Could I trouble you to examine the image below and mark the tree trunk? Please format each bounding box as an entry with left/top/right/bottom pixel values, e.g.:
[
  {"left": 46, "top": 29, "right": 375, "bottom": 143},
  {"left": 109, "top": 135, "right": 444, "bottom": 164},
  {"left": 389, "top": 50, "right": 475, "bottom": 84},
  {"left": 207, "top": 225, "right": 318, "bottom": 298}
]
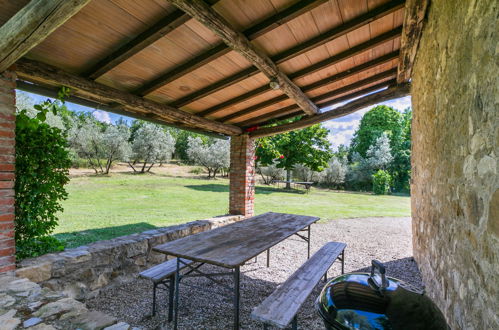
[
  {"left": 128, "top": 162, "right": 138, "bottom": 173},
  {"left": 286, "top": 169, "right": 292, "bottom": 189},
  {"left": 141, "top": 161, "right": 147, "bottom": 173},
  {"left": 146, "top": 162, "right": 155, "bottom": 172}
]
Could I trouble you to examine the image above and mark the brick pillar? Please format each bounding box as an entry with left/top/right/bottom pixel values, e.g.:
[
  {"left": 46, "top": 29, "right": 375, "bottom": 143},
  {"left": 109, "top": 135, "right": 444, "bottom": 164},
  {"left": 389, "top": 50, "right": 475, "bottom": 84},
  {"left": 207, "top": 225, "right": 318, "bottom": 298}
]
[
  {"left": 229, "top": 134, "right": 255, "bottom": 217},
  {"left": 0, "top": 70, "right": 16, "bottom": 273}
]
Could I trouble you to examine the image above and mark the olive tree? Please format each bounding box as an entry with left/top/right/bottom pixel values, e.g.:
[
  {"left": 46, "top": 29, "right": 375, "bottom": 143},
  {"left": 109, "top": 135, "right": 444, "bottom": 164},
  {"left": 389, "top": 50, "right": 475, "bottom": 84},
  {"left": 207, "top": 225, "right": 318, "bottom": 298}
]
[
  {"left": 129, "top": 122, "right": 175, "bottom": 173},
  {"left": 187, "top": 137, "right": 230, "bottom": 178},
  {"left": 320, "top": 157, "right": 348, "bottom": 189}
]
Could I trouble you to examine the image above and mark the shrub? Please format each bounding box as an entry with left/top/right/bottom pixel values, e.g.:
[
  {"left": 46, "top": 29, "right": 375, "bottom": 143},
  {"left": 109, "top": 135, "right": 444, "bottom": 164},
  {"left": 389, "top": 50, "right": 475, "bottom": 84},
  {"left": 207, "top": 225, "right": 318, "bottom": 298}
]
[
  {"left": 372, "top": 170, "right": 392, "bottom": 195},
  {"left": 15, "top": 101, "right": 71, "bottom": 259}
]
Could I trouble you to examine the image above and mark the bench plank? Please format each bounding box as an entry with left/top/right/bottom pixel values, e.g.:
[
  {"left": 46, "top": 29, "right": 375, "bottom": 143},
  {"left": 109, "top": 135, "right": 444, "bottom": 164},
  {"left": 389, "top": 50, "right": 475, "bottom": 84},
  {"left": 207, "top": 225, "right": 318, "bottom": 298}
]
[
  {"left": 251, "top": 242, "right": 346, "bottom": 328},
  {"left": 139, "top": 258, "right": 193, "bottom": 283}
]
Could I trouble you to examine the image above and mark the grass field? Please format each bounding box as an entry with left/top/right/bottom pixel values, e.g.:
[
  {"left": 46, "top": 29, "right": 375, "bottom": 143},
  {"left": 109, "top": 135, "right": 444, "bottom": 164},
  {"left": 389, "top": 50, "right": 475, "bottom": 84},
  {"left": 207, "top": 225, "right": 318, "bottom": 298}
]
[{"left": 54, "top": 173, "right": 411, "bottom": 248}]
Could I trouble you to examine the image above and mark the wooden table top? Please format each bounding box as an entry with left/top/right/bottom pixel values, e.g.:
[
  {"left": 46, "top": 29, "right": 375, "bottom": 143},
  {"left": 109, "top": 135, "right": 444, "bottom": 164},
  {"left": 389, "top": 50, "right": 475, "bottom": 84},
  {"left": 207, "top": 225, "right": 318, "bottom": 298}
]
[{"left": 153, "top": 212, "right": 319, "bottom": 268}]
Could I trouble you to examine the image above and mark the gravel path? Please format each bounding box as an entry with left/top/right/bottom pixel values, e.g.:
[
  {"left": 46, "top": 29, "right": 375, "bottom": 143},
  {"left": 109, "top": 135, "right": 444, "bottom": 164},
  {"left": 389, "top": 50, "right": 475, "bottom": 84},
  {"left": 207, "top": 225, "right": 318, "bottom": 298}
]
[{"left": 87, "top": 217, "right": 422, "bottom": 329}]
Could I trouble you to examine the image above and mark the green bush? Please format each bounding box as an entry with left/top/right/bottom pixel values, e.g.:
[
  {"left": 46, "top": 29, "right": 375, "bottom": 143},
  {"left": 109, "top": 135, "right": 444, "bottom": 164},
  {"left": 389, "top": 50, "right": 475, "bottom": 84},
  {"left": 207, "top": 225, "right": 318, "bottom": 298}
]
[
  {"left": 15, "top": 105, "right": 70, "bottom": 259},
  {"left": 189, "top": 167, "right": 205, "bottom": 175},
  {"left": 372, "top": 170, "right": 392, "bottom": 195}
]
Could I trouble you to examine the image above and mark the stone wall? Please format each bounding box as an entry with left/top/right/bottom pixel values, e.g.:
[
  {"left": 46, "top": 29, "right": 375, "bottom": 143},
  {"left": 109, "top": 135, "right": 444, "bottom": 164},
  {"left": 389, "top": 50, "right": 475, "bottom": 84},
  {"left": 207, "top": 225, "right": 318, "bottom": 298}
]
[
  {"left": 15, "top": 215, "right": 243, "bottom": 300},
  {"left": 411, "top": 1, "right": 498, "bottom": 329},
  {"left": 0, "top": 70, "right": 16, "bottom": 273}
]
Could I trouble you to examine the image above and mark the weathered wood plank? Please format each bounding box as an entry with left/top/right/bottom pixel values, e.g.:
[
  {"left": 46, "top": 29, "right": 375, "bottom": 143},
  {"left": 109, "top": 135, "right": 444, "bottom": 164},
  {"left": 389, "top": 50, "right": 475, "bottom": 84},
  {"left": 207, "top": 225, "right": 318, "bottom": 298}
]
[
  {"left": 15, "top": 59, "right": 242, "bottom": 136},
  {"left": 153, "top": 212, "right": 319, "bottom": 268},
  {"left": 397, "top": 0, "right": 429, "bottom": 83},
  {"left": 0, "top": 0, "right": 91, "bottom": 73},
  {"left": 169, "top": 1, "right": 405, "bottom": 108},
  {"left": 251, "top": 242, "right": 346, "bottom": 328},
  {"left": 136, "top": 0, "right": 328, "bottom": 96},
  {"left": 139, "top": 258, "right": 193, "bottom": 283},
  {"left": 249, "top": 83, "right": 411, "bottom": 138},
  {"left": 168, "top": 0, "right": 319, "bottom": 116}
]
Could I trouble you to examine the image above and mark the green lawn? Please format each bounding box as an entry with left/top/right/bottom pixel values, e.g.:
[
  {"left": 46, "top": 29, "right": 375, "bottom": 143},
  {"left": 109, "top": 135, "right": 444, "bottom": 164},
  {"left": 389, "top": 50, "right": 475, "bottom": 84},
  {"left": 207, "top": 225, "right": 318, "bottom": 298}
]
[{"left": 55, "top": 173, "right": 410, "bottom": 248}]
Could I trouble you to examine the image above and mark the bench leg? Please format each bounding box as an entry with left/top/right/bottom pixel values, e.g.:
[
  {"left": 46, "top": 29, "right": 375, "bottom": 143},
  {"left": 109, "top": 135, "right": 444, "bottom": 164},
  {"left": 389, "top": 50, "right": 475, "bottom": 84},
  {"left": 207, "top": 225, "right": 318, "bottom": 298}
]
[
  {"left": 341, "top": 250, "right": 345, "bottom": 274},
  {"left": 291, "top": 316, "right": 297, "bottom": 330},
  {"left": 168, "top": 276, "right": 175, "bottom": 322},
  {"left": 307, "top": 225, "right": 311, "bottom": 259},
  {"left": 152, "top": 282, "right": 157, "bottom": 316},
  {"left": 233, "top": 266, "right": 240, "bottom": 330},
  {"left": 266, "top": 249, "right": 270, "bottom": 267},
  {"left": 173, "top": 259, "right": 180, "bottom": 330}
]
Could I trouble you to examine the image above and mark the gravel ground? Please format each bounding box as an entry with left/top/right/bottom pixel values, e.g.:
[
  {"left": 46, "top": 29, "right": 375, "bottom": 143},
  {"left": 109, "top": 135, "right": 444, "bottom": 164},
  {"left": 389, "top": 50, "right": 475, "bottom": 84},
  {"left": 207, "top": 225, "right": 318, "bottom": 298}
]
[{"left": 87, "top": 217, "right": 422, "bottom": 329}]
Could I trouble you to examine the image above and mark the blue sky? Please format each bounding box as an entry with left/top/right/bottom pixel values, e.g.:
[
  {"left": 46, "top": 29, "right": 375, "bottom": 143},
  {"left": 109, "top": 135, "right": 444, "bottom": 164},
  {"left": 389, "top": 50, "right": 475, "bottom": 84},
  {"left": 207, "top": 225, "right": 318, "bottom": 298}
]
[{"left": 21, "top": 91, "right": 411, "bottom": 151}]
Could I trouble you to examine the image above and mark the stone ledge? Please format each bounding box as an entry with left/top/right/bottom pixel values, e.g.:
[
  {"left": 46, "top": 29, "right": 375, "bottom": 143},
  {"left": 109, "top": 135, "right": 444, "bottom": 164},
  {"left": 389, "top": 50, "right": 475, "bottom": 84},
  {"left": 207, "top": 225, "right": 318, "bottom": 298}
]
[{"left": 15, "top": 215, "right": 243, "bottom": 300}]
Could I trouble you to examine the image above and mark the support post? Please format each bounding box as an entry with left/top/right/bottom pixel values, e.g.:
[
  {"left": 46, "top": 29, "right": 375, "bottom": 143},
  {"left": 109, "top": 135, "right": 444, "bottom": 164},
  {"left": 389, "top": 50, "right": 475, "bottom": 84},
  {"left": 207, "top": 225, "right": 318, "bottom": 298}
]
[
  {"left": 229, "top": 135, "right": 255, "bottom": 217},
  {"left": 0, "top": 70, "right": 16, "bottom": 273}
]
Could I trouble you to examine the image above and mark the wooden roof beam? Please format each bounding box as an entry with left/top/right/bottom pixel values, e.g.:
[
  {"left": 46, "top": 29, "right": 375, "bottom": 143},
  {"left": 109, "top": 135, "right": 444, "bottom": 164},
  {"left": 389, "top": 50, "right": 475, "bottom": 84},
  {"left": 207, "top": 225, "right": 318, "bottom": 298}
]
[
  {"left": 199, "top": 28, "right": 401, "bottom": 117},
  {"left": 15, "top": 59, "right": 242, "bottom": 136},
  {"left": 168, "top": 0, "right": 405, "bottom": 108},
  {"left": 239, "top": 80, "right": 397, "bottom": 128},
  {"left": 249, "top": 83, "right": 411, "bottom": 138},
  {"left": 168, "top": 0, "right": 318, "bottom": 116},
  {"left": 397, "top": 0, "right": 429, "bottom": 83},
  {"left": 83, "top": 0, "right": 220, "bottom": 79},
  {"left": 0, "top": 0, "right": 91, "bottom": 73},
  {"left": 219, "top": 52, "right": 399, "bottom": 123},
  {"left": 135, "top": 0, "right": 328, "bottom": 96}
]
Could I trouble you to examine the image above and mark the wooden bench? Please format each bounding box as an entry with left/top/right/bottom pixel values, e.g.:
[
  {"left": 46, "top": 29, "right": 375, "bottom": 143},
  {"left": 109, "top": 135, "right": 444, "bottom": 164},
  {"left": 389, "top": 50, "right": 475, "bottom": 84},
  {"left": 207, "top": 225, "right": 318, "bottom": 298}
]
[
  {"left": 251, "top": 242, "right": 346, "bottom": 329},
  {"left": 139, "top": 258, "right": 193, "bottom": 319}
]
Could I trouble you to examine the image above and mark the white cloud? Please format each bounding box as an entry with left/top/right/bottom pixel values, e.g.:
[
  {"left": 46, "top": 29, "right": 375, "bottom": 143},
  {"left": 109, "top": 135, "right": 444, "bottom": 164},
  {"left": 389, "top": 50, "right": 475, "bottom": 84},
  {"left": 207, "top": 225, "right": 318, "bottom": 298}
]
[
  {"left": 324, "top": 96, "right": 412, "bottom": 151},
  {"left": 93, "top": 110, "right": 112, "bottom": 124}
]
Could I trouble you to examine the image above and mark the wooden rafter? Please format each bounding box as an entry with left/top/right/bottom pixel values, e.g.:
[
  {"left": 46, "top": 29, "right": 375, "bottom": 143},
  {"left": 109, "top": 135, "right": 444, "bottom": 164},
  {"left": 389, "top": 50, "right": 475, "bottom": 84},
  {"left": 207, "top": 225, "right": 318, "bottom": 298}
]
[
  {"left": 82, "top": 0, "right": 221, "bottom": 79},
  {"left": 239, "top": 80, "right": 397, "bottom": 128},
  {"left": 135, "top": 0, "right": 328, "bottom": 96},
  {"left": 0, "top": 0, "right": 91, "bottom": 73},
  {"left": 167, "top": 0, "right": 405, "bottom": 107},
  {"left": 168, "top": 0, "right": 318, "bottom": 116},
  {"left": 198, "top": 28, "right": 402, "bottom": 117},
  {"left": 249, "top": 83, "right": 411, "bottom": 138},
  {"left": 397, "top": 0, "right": 429, "bottom": 83},
  {"left": 15, "top": 59, "right": 242, "bottom": 136},
  {"left": 219, "top": 52, "right": 399, "bottom": 123}
]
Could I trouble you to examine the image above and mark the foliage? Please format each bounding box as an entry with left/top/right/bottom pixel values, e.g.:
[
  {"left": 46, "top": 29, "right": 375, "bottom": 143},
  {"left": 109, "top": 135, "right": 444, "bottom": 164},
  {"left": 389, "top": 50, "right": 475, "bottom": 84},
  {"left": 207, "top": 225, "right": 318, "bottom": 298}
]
[
  {"left": 366, "top": 132, "right": 393, "bottom": 170},
  {"left": 257, "top": 162, "right": 285, "bottom": 185},
  {"left": 101, "top": 124, "right": 131, "bottom": 173},
  {"left": 320, "top": 157, "right": 348, "bottom": 189},
  {"left": 256, "top": 124, "right": 332, "bottom": 187},
  {"left": 129, "top": 122, "right": 176, "bottom": 173},
  {"left": 186, "top": 137, "right": 229, "bottom": 178},
  {"left": 350, "top": 105, "right": 403, "bottom": 157},
  {"left": 15, "top": 93, "right": 71, "bottom": 259},
  {"left": 372, "top": 170, "right": 393, "bottom": 195},
  {"left": 167, "top": 128, "right": 210, "bottom": 162},
  {"left": 293, "top": 164, "right": 320, "bottom": 182},
  {"left": 345, "top": 152, "right": 373, "bottom": 191}
]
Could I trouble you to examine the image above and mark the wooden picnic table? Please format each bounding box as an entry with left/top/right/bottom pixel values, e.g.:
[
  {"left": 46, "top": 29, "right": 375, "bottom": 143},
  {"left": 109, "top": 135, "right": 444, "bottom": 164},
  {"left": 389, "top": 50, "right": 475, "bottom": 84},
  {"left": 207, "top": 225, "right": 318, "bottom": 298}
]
[
  {"left": 272, "top": 180, "right": 314, "bottom": 192},
  {"left": 153, "top": 212, "right": 319, "bottom": 330}
]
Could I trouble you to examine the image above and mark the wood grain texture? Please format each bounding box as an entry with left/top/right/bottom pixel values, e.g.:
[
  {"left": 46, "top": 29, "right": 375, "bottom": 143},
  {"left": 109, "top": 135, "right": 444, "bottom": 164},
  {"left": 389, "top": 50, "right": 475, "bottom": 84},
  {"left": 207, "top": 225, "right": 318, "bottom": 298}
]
[
  {"left": 397, "top": 0, "right": 429, "bottom": 83},
  {"left": 139, "top": 258, "right": 193, "bottom": 283},
  {"left": 136, "top": 0, "right": 328, "bottom": 96},
  {"left": 15, "top": 58, "right": 242, "bottom": 136},
  {"left": 153, "top": 212, "right": 319, "bottom": 268},
  {"left": 0, "top": 0, "right": 91, "bottom": 72},
  {"left": 250, "top": 83, "right": 411, "bottom": 138},
  {"left": 251, "top": 242, "right": 346, "bottom": 328},
  {"left": 168, "top": 0, "right": 319, "bottom": 116}
]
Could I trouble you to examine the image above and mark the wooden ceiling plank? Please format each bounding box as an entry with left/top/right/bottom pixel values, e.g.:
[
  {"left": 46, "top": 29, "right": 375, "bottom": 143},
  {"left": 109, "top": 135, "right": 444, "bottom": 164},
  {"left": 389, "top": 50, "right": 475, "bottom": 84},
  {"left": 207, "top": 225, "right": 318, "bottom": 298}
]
[
  {"left": 249, "top": 83, "right": 411, "bottom": 138},
  {"left": 0, "top": 0, "right": 91, "bottom": 73},
  {"left": 15, "top": 58, "right": 242, "bottom": 136},
  {"left": 397, "top": 0, "right": 429, "bottom": 83},
  {"left": 171, "top": 0, "right": 404, "bottom": 108},
  {"left": 137, "top": 0, "right": 327, "bottom": 97},
  {"left": 238, "top": 79, "right": 397, "bottom": 128},
  {"left": 169, "top": 0, "right": 318, "bottom": 116},
  {"left": 83, "top": 0, "right": 221, "bottom": 79},
  {"left": 198, "top": 28, "right": 401, "bottom": 117},
  {"left": 219, "top": 54, "right": 398, "bottom": 122}
]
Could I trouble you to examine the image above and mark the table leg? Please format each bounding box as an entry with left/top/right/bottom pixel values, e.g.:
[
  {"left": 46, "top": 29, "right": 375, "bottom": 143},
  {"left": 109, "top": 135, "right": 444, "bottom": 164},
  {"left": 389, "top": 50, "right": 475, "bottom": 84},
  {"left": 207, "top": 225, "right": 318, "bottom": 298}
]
[
  {"left": 341, "top": 250, "right": 345, "bottom": 274},
  {"left": 266, "top": 249, "right": 270, "bottom": 267},
  {"left": 233, "top": 266, "right": 240, "bottom": 330},
  {"left": 173, "top": 258, "right": 180, "bottom": 330},
  {"left": 168, "top": 276, "right": 174, "bottom": 322},
  {"left": 307, "top": 225, "right": 311, "bottom": 259},
  {"left": 291, "top": 315, "right": 298, "bottom": 330}
]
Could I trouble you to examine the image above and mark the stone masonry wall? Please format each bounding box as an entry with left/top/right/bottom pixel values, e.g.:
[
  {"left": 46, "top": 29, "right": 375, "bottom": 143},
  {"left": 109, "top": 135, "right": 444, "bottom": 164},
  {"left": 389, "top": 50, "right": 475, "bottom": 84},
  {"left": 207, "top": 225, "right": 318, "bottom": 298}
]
[
  {"left": 411, "top": 1, "right": 498, "bottom": 329},
  {"left": 15, "top": 215, "right": 243, "bottom": 301},
  {"left": 0, "top": 70, "right": 16, "bottom": 273}
]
